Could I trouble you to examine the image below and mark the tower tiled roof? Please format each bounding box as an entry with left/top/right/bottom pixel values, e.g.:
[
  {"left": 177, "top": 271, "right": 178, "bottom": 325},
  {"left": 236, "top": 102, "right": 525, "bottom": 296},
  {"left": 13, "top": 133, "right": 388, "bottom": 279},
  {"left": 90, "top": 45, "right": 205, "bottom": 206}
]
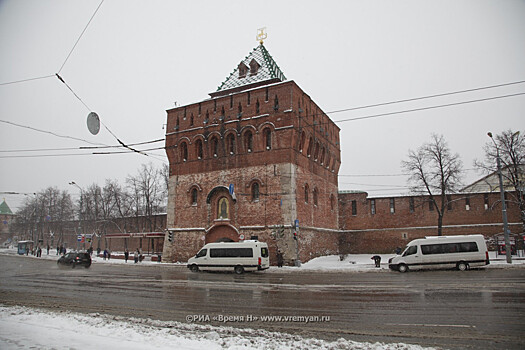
[
  {"left": 0, "top": 199, "right": 13, "bottom": 215},
  {"left": 213, "top": 44, "right": 286, "bottom": 97}
]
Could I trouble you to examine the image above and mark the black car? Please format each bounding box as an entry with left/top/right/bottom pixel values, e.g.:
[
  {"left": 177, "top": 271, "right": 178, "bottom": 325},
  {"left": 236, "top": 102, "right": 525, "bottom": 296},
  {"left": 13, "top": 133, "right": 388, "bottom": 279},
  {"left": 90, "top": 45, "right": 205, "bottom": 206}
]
[{"left": 57, "top": 252, "right": 92, "bottom": 268}]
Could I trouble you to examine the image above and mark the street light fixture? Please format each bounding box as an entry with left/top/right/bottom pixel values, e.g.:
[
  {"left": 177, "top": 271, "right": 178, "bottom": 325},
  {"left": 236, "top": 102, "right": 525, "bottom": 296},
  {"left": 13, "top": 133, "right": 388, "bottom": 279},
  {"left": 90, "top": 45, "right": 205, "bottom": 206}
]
[
  {"left": 69, "top": 181, "right": 84, "bottom": 250},
  {"left": 487, "top": 132, "right": 512, "bottom": 264}
]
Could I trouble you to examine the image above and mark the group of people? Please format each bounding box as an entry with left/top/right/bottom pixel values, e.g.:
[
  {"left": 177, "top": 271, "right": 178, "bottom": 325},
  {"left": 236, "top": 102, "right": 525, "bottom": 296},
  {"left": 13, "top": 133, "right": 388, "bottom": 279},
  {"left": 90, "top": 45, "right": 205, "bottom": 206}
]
[{"left": 123, "top": 249, "right": 144, "bottom": 263}]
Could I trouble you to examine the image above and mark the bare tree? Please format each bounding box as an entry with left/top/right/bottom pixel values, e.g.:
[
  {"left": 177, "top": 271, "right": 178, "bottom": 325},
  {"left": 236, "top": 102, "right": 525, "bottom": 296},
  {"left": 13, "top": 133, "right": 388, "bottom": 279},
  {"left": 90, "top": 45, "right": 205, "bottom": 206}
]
[
  {"left": 127, "top": 163, "right": 167, "bottom": 233},
  {"left": 475, "top": 129, "right": 525, "bottom": 240},
  {"left": 14, "top": 187, "right": 74, "bottom": 246},
  {"left": 402, "top": 134, "right": 463, "bottom": 236}
]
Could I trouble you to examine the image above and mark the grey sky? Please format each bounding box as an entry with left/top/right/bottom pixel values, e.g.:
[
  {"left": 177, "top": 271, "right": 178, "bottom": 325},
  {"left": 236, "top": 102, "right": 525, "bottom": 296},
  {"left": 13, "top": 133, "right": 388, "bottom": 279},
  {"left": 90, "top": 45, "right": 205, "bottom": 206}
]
[{"left": 1, "top": 0, "right": 524, "bottom": 212}]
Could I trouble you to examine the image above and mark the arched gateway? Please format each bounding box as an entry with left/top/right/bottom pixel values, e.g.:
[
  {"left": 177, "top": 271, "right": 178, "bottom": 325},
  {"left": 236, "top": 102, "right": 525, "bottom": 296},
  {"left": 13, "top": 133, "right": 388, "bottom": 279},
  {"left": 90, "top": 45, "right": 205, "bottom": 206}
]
[{"left": 206, "top": 224, "right": 239, "bottom": 244}]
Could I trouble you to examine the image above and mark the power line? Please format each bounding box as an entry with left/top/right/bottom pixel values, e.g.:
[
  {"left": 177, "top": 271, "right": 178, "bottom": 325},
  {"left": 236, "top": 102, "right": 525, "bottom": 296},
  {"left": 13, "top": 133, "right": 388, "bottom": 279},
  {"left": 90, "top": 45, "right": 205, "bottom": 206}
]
[
  {"left": 0, "top": 119, "right": 104, "bottom": 146},
  {"left": 58, "top": 0, "right": 105, "bottom": 73},
  {"left": 325, "top": 80, "right": 525, "bottom": 115},
  {"left": 0, "top": 75, "right": 55, "bottom": 86},
  {"left": 333, "top": 92, "right": 525, "bottom": 124}
]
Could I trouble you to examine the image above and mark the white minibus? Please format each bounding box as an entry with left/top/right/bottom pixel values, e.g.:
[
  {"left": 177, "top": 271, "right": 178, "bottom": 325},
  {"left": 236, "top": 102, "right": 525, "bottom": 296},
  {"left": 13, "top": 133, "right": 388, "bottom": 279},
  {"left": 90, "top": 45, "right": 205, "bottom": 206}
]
[
  {"left": 187, "top": 240, "right": 270, "bottom": 274},
  {"left": 389, "top": 234, "right": 490, "bottom": 273}
]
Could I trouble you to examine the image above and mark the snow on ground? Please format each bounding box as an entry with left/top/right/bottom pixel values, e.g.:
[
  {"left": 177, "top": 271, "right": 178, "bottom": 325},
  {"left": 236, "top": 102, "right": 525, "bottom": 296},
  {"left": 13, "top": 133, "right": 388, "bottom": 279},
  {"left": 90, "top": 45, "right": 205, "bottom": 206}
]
[
  {"left": 2, "top": 247, "right": 524, "bottom": 271},
  {"left": 292, "top": 252, "right": 525, "bottom": 272},
  {"left": 1, "top": 248, "right": 523, "bottom": 349},
  {"left": 0, "top": 305, "right": 435, "bottom": 350}
]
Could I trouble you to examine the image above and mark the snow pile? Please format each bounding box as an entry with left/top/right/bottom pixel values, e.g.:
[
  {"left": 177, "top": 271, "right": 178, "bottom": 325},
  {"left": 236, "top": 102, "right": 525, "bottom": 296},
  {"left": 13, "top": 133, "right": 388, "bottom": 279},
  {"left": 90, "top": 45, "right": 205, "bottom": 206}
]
[
  {"left": 0, "top": 305, "right": 435, "bottom": 350},
  {"left": 295, "top": 253, "right": 525, "bottom": 272}
]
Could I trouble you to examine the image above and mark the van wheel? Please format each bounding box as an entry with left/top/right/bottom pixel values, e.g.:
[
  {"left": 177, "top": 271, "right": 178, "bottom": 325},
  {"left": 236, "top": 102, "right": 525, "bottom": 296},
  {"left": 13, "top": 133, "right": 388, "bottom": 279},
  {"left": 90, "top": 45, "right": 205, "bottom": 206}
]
[
  {"left": 457, "top": 262, "right": 469, "bottom": 271},
  {"left": 189, "top": 264, "right": 199, "bottom": 273},
  {"left": 398, "top": 264, "right": 408, "bottom": 273},
  {"left": 234, "top": 266, "right": 244, "bottom": 275}
]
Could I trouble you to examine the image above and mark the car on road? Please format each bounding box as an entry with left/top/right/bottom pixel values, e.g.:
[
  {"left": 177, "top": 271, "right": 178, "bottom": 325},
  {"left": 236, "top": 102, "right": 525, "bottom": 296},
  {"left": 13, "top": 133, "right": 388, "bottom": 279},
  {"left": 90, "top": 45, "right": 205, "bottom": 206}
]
[{"left": 57, "top": 252, "right": 92, "bottom": 268}]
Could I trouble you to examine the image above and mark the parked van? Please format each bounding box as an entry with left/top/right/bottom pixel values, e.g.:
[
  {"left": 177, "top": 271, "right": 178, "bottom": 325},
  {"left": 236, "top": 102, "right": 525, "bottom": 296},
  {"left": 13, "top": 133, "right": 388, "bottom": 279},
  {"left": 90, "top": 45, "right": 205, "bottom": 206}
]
[
  {"left": 389, "top": 235, "right": 489, "bottom": 273},
  {"left": 187, "top": 240, "right": 270, "bottom": 274}
]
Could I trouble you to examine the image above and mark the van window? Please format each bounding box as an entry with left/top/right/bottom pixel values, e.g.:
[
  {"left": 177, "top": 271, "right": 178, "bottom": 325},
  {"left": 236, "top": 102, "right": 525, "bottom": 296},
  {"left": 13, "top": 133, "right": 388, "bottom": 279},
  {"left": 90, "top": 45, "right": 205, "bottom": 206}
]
[
  {"left": 210, "top": 248, "right": 253, "bottom": 258},
  {"left": 196, "top": 249, "right": 207, "bottom": 258},
  {"left": 261, "top": 247, "right": 269, "bottom": 258},
  {"left": 421, "top": 242, "right": 479, "bottom": 255},
  {"left": 403, "top": 245, "right": 417, "bottom": 256}
]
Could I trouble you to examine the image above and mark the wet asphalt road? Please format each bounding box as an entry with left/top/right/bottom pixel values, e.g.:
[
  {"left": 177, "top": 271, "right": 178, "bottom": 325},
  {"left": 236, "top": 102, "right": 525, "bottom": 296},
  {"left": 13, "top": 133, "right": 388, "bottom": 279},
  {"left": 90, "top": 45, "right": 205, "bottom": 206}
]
[{"left": 1, "top": 254, "right": 524, "bottom": 350}]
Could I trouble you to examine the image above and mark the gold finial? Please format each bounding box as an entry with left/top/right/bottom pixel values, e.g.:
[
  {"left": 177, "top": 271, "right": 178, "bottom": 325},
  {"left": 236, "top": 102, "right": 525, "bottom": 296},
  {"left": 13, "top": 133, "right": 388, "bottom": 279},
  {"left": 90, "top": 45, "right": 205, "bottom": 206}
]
[{"left": 256, "top": 27, "right": 267, "bottom": 45}]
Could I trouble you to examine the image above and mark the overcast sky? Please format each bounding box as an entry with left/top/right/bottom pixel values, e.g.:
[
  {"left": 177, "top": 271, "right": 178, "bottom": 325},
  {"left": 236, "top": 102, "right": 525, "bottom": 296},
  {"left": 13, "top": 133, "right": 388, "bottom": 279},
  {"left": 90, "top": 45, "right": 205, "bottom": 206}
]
[{"left": 1, "top": 0, "right": 524, "bottom": 212}]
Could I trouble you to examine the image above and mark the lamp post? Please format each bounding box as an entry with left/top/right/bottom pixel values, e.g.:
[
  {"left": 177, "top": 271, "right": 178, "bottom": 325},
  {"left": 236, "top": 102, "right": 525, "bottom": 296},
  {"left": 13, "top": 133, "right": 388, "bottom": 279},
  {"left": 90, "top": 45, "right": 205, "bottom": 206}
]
[
  {"left": 69, "top": 181, "right": 84, "bottom": 250},
  {"left": 488, "top": 132, "right": 512, "bottom": 264}
]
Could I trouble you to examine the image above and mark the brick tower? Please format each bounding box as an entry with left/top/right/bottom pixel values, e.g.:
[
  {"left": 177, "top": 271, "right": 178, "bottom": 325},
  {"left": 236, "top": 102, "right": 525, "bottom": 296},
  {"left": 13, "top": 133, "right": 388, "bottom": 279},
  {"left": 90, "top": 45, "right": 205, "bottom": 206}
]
[{"left": 162, "top": 40, "right": 341, "bottom": 264}]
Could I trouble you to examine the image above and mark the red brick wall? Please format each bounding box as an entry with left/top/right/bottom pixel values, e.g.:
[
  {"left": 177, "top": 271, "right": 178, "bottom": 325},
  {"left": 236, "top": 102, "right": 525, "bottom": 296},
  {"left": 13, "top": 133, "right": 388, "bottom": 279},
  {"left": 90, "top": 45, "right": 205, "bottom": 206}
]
[{"left": 338, "top": 191, "right": 523, "bottom": 253}]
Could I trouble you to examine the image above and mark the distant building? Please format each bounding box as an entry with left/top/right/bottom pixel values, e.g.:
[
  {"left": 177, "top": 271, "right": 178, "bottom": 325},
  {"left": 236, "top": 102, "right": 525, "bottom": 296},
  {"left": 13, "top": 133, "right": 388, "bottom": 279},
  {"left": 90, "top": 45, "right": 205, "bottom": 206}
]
[
  {"left": 461, "top": 165, "right": 525, "bottom": 193},
  {"left": 162, "top": 41, "right": 341, "bottom": 264},
  {"left": 0, "top": 199, "right": 16, "bottom": 246}
]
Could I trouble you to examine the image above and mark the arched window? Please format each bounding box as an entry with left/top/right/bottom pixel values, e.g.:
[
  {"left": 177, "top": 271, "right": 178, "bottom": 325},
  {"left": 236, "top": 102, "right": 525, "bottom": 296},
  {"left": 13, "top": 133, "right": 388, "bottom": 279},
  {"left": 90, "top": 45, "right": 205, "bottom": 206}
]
[
  {"left": 320, "top": 147, "right": 325, "bottom": 165},
  {"left": 245, "top": 131, "right": 253, "bottom": 153},
  {"left": 264, "top": 128, "right": 272, "bottom": 150},
  {"left": 299, "top": 131, "right": 306, "bottom": 153},
  {"left": 251, "top": 182, "right": 260, "bottom": 202},
  {"left": 256, "top": 99, "right": 260, "bottom": 114},
  {"left": 304, "top": 184, "right": 309, "bottom": 203},
  {"left": 181, "top": 142, "right": 188, "bottom": 162},
  {"left": 227, "top": 134, "right": 235, "bottom": 155},
  {"left": 211, "top": 137, "right": 219, "bottom": 157},
  {"left": 306, "top": 137, "right": 313, "bottom": 158},
  {"left": 330, "top": 194, "right": 335, "bottom": 211},
  {"left": 190, "top": 115, "right": 194, "bottom": 126},
  {"left": 313, "top": 188, "right": 319, "bottom": 207},
  {"left": 274, "top": 95, "right": 279, "bottom": 111},
  {"left": 218, "top": 197, "right": 229, "bottom": 219},
  {"left": 191, "top": 188, "right": 198, "bottom": 206},
  {"left": 195, "top": 139, "right": 203, "bottom": 159},
  {"left": 313, "top": 142, "right": 319, "bottom": 161}
]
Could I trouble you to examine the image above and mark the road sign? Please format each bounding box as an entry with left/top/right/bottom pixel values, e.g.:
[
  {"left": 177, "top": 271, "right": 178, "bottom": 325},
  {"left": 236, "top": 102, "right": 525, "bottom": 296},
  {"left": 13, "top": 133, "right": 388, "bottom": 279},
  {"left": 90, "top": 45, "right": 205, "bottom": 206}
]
[
  {"left": 77, "top": 235, "right": 82, "bottom": 242},
  {"left": 229, "top": 184, "right": 234, "bottom": 195}
]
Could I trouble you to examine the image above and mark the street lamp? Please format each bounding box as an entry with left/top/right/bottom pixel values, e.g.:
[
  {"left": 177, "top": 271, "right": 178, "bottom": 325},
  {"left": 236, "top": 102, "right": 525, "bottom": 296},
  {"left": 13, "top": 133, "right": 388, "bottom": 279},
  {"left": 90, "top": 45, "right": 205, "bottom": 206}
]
[
  {"left": 69, "top": 181, "right": 84, "bottom": 250},
  {"left": 487, "top": 132, "right": 512, "bottom": 264}
]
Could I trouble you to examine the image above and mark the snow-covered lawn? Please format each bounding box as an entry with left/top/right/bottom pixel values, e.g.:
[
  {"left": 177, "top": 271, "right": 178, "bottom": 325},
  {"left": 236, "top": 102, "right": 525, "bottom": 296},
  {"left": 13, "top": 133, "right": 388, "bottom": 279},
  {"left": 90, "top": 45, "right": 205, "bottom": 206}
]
[{"left": 0, "top": 305, "right": 435, "bottom": 350}]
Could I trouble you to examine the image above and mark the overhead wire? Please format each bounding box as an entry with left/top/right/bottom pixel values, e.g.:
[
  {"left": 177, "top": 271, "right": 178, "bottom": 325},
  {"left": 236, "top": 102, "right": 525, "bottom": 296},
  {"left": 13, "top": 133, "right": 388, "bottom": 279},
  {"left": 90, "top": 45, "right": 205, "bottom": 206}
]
[{"left": 57, "top": 0, "right": 105, "bottom": 74}]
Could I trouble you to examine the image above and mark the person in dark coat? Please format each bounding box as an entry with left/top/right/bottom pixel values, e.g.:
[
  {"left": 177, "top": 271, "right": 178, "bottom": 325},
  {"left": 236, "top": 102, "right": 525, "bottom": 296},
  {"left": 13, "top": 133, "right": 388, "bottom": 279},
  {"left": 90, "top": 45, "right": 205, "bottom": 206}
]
[
  {"left": 124, "top": 249, "right": 129, "bottom": 263},
  {"left": 276, "top": 250, "right": 284, "bottom": 268},
  {"left": 103, "top": 249, "right": 107, "bottom": 260},
  {"left": 371, "top": 255, "right": 381, "bottom": 268}
]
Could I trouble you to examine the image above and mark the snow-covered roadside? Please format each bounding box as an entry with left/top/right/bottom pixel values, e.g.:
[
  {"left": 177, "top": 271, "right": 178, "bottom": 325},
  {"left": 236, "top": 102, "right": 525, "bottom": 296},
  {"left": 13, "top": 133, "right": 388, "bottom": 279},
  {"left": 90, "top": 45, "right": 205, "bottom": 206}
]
[
  {"left": 1, "top": 247, "right": 524, "bottom": 272},
  {"left": 0, "top": 305, "right": 435, "bottom": 350}
]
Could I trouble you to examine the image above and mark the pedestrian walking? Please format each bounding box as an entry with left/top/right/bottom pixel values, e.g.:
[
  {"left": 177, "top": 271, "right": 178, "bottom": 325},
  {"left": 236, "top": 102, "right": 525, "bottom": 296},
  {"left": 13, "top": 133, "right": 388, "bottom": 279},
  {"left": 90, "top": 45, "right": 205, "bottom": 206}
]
[
  {"left": 46, "top": 245, "right": 50, "bottom": 255},
  {"left": 103, "top": 249, "right": 107, "bottom": 260},
  {"left": 276, "top": 250, "right": 284, "bottom": 268},
  {"left": 124, "top": 249, "right": 129, "bottom": 263},
  {"left": 134, "top": 249, "right": 139, "bottom": 263}
]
